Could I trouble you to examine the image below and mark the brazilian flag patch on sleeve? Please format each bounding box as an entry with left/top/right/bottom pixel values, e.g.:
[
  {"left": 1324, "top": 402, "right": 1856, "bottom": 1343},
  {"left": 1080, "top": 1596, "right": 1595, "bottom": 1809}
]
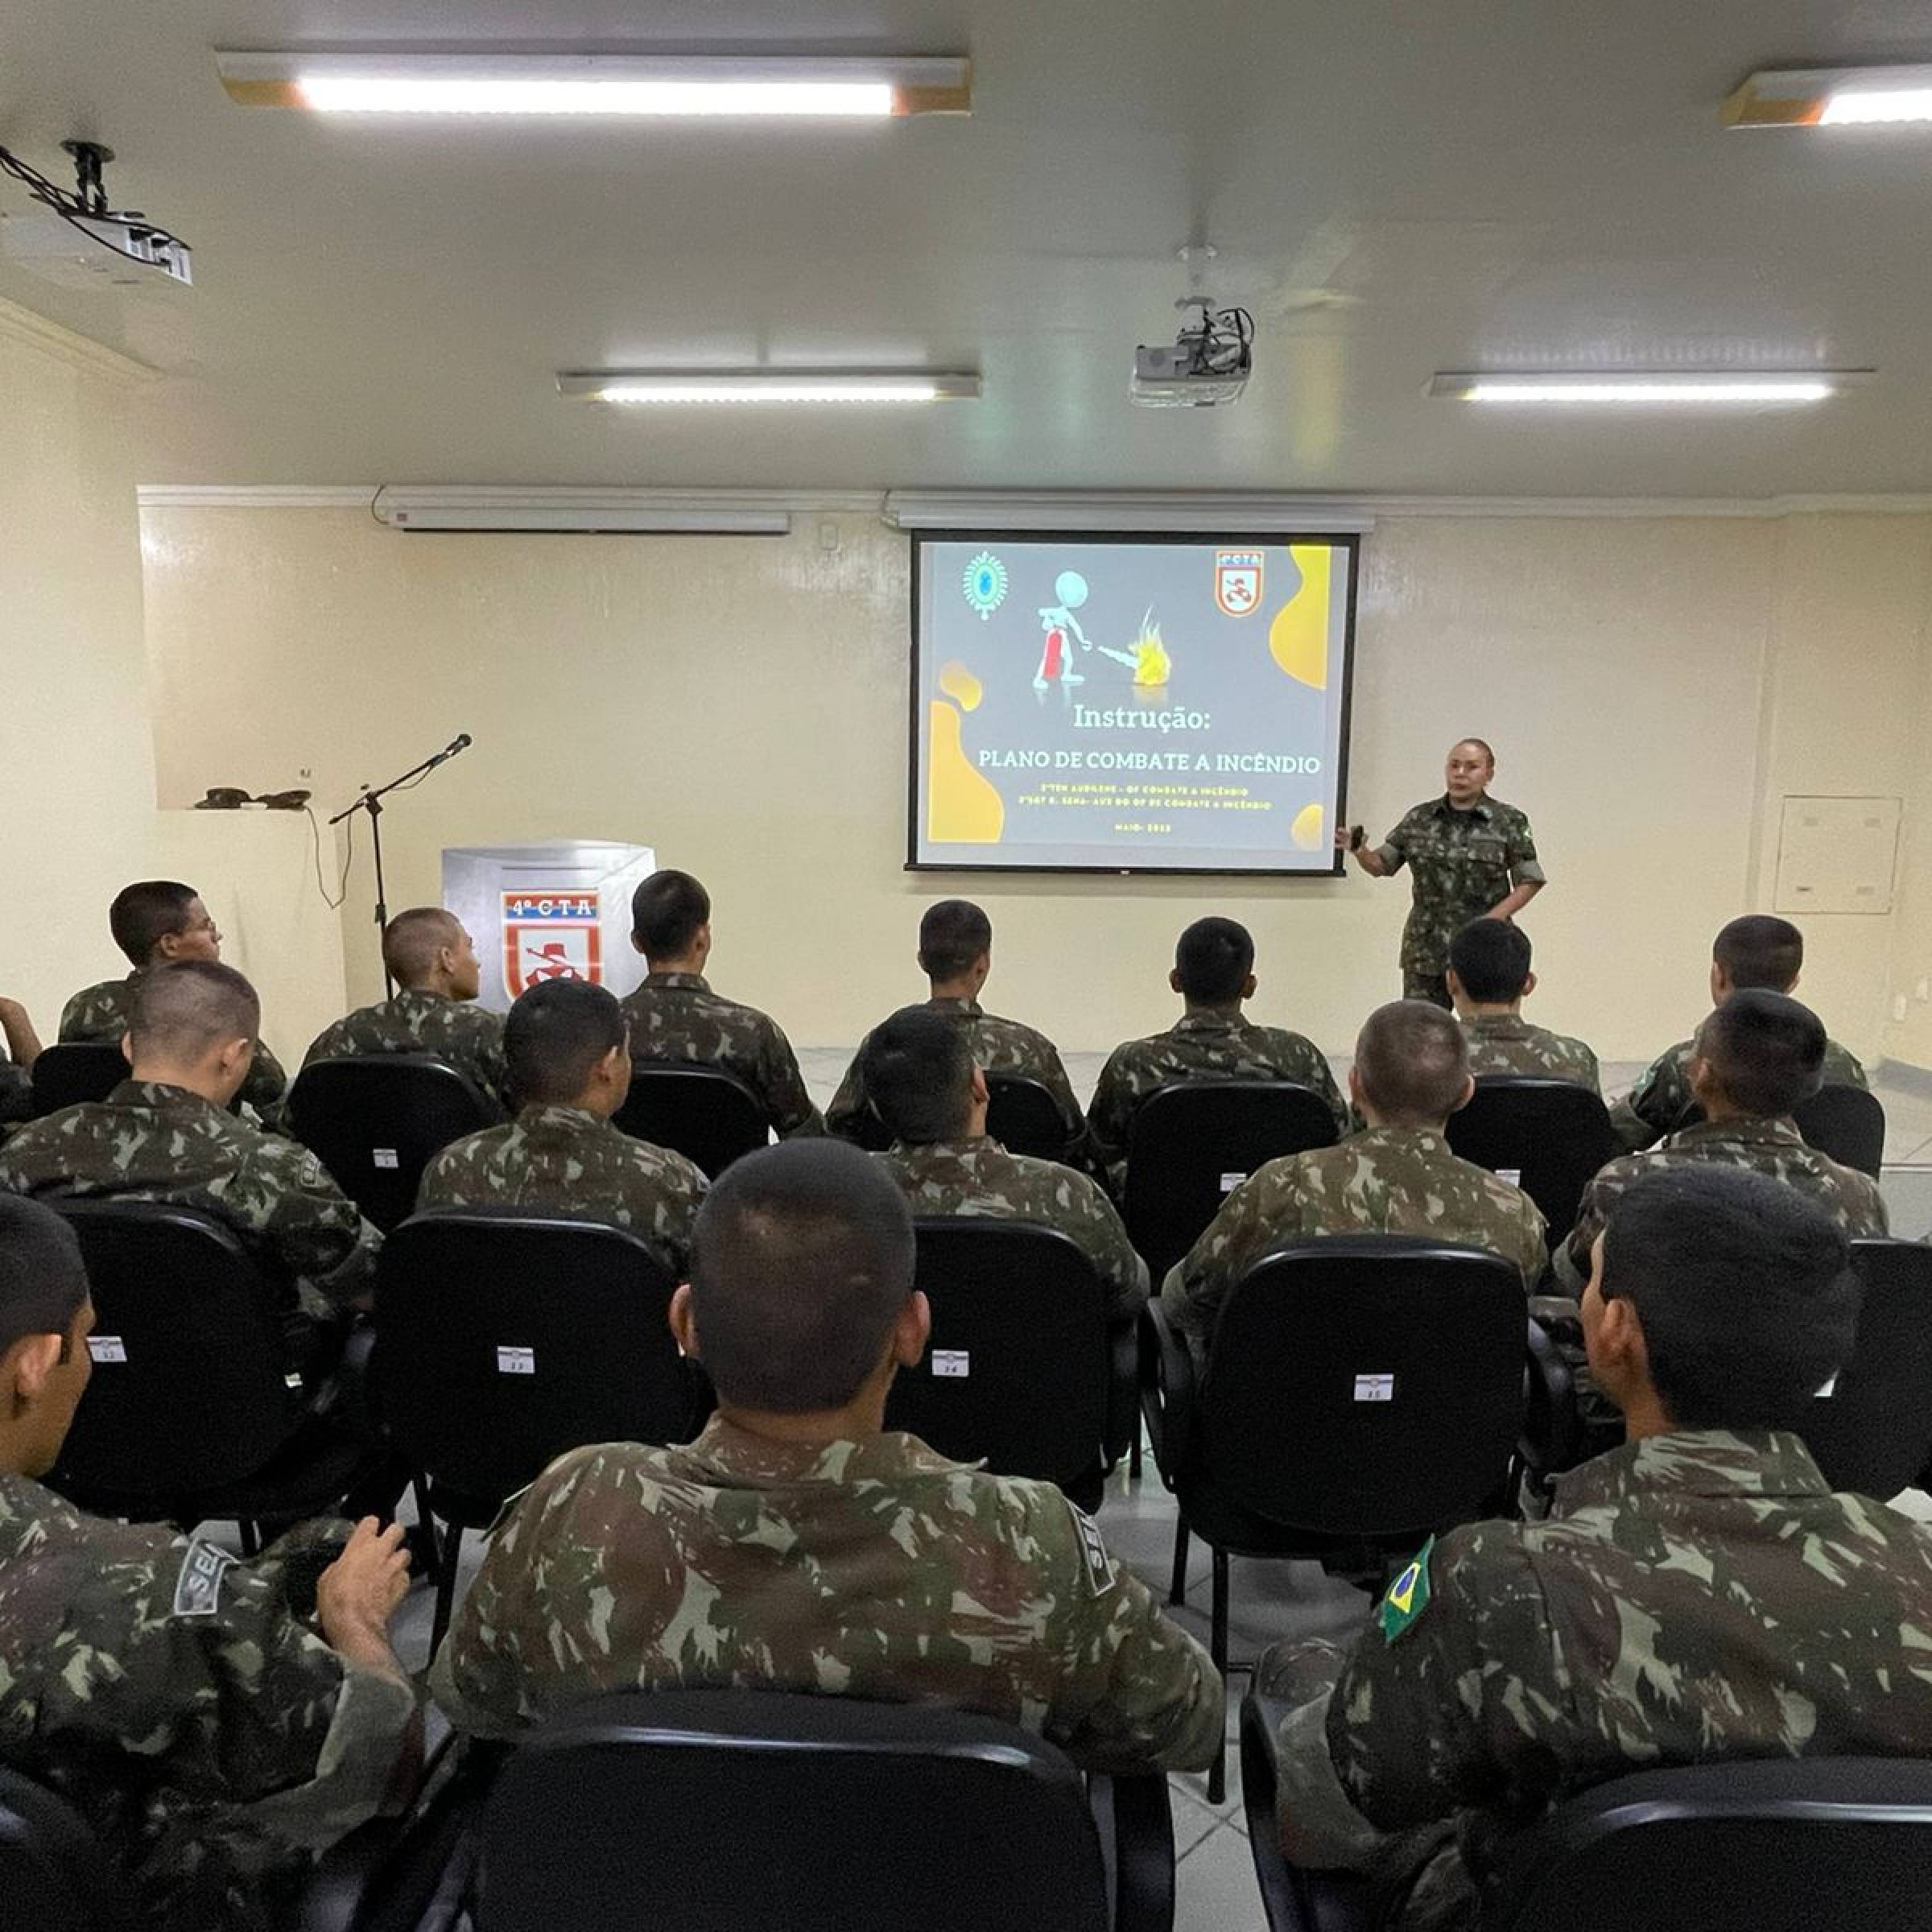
[{"left": 1377, "top": 1535, "right": 1436, "bottom": 1645}]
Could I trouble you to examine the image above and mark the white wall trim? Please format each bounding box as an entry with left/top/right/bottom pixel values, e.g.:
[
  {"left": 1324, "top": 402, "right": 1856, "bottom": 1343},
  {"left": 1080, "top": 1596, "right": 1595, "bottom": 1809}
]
[
  {"left": 0, "top": 295, "right": 155, "bottom": 383},
  {"left": 138, "top": 483, "right": 888, "bottom": 513}
]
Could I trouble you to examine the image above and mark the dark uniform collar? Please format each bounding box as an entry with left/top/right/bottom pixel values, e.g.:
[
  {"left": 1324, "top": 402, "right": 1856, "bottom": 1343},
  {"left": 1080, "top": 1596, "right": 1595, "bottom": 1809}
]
[
  {"left": 682, "top": 1413, "right": 980, "bottom": 1487},
  {"left": 1663, "top": 1115, "right": 1806, "bottom": 1152},
  {"left": 1463, "top": 1011, "right": 1530, "bottom": 1038},
  {"left": 1348, "top": 1123, "right": 1451, "bottom": 1157},
  {"left": 387, "top": 986, "right": 455, "bottom": 1012},
  {"left": 643, "top": 972, "right": 712, "bottom": 992},
  {"left": 1430, "top": 794, "right": 1494, "bottom": 821},
  {"left": 1553, "top": 1429, "right": 1829, "bottom": 1516},
  {"left": 108, "top": 1078, "right": 230, "bottom": 1119},
  {"left": 926, "top": 995, "right": 985, "bottom": 1018},
  {"left": 890, "top": 1133, "right": 999, "bottom": 1162},
  {"left": 1173, "top": 1007, "right": 1249, "bottom": 1036},
  {"left": 514, "top": 1102, "right": 610, "bottom": 1134}
]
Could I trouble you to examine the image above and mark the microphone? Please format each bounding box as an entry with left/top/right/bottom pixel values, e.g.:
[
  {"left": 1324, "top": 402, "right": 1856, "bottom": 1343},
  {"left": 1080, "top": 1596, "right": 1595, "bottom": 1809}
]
[{"left": 446, "top": 733, "right": 472, "bottom": 756}]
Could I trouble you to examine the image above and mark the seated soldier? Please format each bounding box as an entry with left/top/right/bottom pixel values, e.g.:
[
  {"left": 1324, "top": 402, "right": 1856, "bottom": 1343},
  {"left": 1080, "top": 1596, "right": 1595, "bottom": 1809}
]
[
  {"left": 431, "top": 1139, "right": 1220, "bottom": 1774},
  {"left": 865, "top": 1006, "right": 1146, "bottom": 1320},
  {"left": 1445, "top": 919, "right": 1600, "bottom": 1094},
  {"left": 619, "top": 869, "right": 823, "bottom": 1137},
  {"left": 0, "top": 1196, "right": 420, "bottom": 1932},
  {"left": 0, "top": 993, "right": 41, "bottom": 1128},
  {"left": 830, "top": 899, "right": 1088, "bottom": 1160},
  {"left": 1612, "top": 914, "right": 1868, "bottom": 1150},
  {"left": 1162, "top": 1001, "right": 1547, "bottom": 1368},
  {"left": 0, "top": 960, "right": 380, "bottom": 1386},
  {"left": 1554, "top": 989, "right": 1887, "bottom": 1295},
  {"left": 60, "top": 879, "right": 288, "bottom": 1123},
  {"left": 418, "top": 977, "right": 706, "bottom": 1281},
  {"left": 301, "top": 906, "right": 510, "bottom": 1113},
  {"left": 1255, "top": 1166, "right": 1932, "bottom": 1931}
]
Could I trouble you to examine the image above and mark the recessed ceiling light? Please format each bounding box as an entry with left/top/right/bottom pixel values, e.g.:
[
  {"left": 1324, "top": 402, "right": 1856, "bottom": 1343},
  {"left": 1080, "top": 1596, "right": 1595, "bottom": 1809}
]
[
  {"left": 1428, "top": 371, "right": 1866, "bottom": 406},
  {"left": 216, "top": 52, "right": 970, "bottom": 118},
  {"left": 559, "top": 370, "right": 981, "bottom": 405},
  {"left": 1724, "top": 64, "right": 1932, "bottom": 129}
]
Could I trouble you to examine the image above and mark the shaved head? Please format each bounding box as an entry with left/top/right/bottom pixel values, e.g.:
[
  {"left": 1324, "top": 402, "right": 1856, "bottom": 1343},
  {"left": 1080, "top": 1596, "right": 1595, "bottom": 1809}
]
[
  {"left": 127, "top": 960, "right": 258, "bottom": 1062},
  {"left": 382, "top": 907, "right": 464, "bottom": 989},
  {"left": 1354, "top": 1000, "right": 1470, "bottom": 1125}
]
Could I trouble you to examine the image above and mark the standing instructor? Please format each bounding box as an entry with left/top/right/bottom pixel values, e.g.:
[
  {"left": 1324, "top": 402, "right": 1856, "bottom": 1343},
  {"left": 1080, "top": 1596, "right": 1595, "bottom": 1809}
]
[{"left": 1337, "top": 738, "right": 1545, "bottom": 1008}]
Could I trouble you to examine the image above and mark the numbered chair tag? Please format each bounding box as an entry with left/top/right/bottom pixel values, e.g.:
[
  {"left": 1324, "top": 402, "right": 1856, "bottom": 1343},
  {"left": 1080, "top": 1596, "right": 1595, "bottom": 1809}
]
[
  {"left": 372, "top": 1149, "right": 400, "bottom": 1171},
  {"left": 87, "top": 1335, "right": 128, "bottom": 1364},
  {"left": 1814, "top": 1372, "right": 1838, "bottom": 1399},
  {"left": 1352, "top": 1373, "right": 1395, "bottom": 1402},
  {"left": 933, "top": 1350, "right": 971, "bottom": 1379},
  {"left": 1218, "top": 1171, "right": 1248, "bottom": 1195},
  {"left": 1497, "top": 1167, "right": 1523, "bottom": 1187},
  {"left": 497, "top": 1346, "right": 536, "bottom": 1376}
]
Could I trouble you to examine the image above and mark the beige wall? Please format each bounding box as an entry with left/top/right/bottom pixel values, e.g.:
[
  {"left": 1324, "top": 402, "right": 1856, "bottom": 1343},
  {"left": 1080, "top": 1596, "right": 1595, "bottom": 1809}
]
[{"left": 137, "top": 503, "right": 1932, "bottom": 1063}]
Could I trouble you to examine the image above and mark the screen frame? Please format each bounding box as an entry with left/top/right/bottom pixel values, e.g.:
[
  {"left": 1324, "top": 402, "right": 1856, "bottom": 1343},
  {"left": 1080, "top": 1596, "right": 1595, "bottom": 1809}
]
[{"left": 906, "top": 527, "right": 1360, "bottom": 877}]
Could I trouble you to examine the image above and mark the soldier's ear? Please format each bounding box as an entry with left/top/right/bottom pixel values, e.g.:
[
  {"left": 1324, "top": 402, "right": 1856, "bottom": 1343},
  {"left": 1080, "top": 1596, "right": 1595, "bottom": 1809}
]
[
  {"left": 1448, "top": 1073, "right": 1476, "bottom": 1117},
  {"left": 1168, "top": 968, "right": 1183, "bottom": 996},
  {"left": 1241, "top": 972, "right": 1257, "bottom": 1000},
  {"left": 118, "top": 1031, "right": 134, "bottom": 1068},
  {"left": 630, "top": 931, "right": 647, "bottom": 957},
  {"left": 6, "top": 1332, "right": 64, "bottom": 1406},
  {"left": 894, "top": 1291, "right": 931, "bottom": 1368},
  {"left": 1521, "top": 969, "right": 1538, "bottom": 1000},
  {"left": 667, "top": 1283, "right": 700, "bottom": 1359}
]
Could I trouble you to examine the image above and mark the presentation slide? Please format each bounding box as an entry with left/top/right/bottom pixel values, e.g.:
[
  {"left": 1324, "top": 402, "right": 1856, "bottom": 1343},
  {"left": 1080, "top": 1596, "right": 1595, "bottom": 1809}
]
[{"left": 910, "top": 532, "right": 1357, "bottom": 873}]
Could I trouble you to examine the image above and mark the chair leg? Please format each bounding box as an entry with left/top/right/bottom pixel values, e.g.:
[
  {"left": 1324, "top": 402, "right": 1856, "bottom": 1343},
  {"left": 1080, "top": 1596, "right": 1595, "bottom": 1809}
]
[
  {"left": 1129, "top": 1420, "right": 1142, "bottom": 1481},
  {"left": 237, "top": 1520, "right": 260, "bottom": 1559},
  {"left": 428, "top": 1522, "right": 464, "bottom": 1655},
  {"left": 1168, "top": 1517, "right": 1191, "bottom": 1606},
  {"left": 1208, "top": 1546, "right": 1230, "bottom": 1805}
]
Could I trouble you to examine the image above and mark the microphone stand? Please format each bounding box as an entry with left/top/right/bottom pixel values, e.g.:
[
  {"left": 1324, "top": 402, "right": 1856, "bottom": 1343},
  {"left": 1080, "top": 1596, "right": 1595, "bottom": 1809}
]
[{"left": 328, "top": 735, "right": 472, "bottom": 997}]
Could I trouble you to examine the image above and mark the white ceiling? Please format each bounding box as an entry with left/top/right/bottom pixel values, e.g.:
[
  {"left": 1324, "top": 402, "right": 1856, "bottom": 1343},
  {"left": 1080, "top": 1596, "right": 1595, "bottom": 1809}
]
[{"left": 7, "top": 0, "right": 1932, "bottom": 496}]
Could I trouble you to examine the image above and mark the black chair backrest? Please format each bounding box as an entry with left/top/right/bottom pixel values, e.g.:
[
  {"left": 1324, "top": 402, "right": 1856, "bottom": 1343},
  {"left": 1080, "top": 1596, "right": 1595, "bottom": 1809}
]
[
  {"left": 287, "top": 1055, "right": 497, "bottom": 1231},
  {"left": 613, "top": 1063, "right": 770, "bottom": 1179},
  {"left": 1792, "top": 1082, "right": 1887, "bottom": 1180},
  {"left": 48, "top": 1199, "right": 305, "bottom": 1508},
  {"left": 478, "top": 1690, "right": 1113, "bottom": 1932},
  {"left": 1799, "top": 1239, "right": 1932, "bottom": 1500},
  {"left": 884, "top": 1220, "right": 1108, "bottom": 1489},
  {"left": 1124, "top": 1080, "right": 1340, "bottom": 1279},
  {"left": 984, "top": 1072, "right": 1071, "bottom": 1160},
  {"left": 1199, "top": 1236, "right": 1526, "bottom": 1538},
  {"left": 29, "top": 1043, "right": 126, "bottom": 1117},
  {"left": 0, "top": 1765, "right": 138, "bottom": 1932},
  {"left": 1487, "top": 1757, "right": 1932, "bottom": 1931},
  {"left": 1445, "top": 1076, "right": 1620, "bottom": 1249},
  {"left": 377, "top": 1212, "right": 692, "bottom": 1508}
]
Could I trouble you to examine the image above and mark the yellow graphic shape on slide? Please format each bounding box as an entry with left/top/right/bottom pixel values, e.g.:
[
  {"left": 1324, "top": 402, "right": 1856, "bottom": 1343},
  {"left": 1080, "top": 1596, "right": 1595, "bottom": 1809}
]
[
  {"left": 1290, "top": 801, "right": 1325, "bottom": 852},
  {"left": 1269, "top": 544, "right": 1332, "bottom": 690},
  {"left": 927, "top": 700, "right": 1005, "bottom": 843},
  {"left": 939, "top": 660, "right": 985, "bottom": 712}
]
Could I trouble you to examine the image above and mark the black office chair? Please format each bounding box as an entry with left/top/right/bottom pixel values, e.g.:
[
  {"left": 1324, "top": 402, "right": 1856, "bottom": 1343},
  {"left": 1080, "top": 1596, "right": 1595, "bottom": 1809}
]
[
  {"left": 1446, "top": 1077, "right": 1620, "bottom": 1250},
  {"left": 1123, "top": 1081, "right": 1341, "bottom": 1282},
  {"left": 28, "top": 1042, "right": 126, "bottom": 1117},
  {"left": 985, "top": 1071, "right": 1075, "bottom": 1160},
  {"left": 1799, "top": 1239, "right": 1932, "bottom": 1499},
  {"left": 376, "top": 1212, "right": 701, "bottom": 1649},
  {"left": 613, "top": 1062, "right": 770, "bottom": 1177},
  {"left": 474, "top": 1690, "right": 1175, "bottom": 1932},
  {"left": 47, "top": 1199, "right": 381, "bottom": 1540},
  {"left": 884, "top": 1220, "right": 1130, "bottom": 1513},
  {"left": 1792, "top": 1083, "right": 1888, "bottom": 1179},
  {"left": 0, "top": 1765, "right": 139, "bottom": 1932},
  {"left": 287, "top": 1055, "right": 498, "bottom": 1232},
  {"left": 1146, "top": 1237, "right": 1554, "bottom": 1801}
]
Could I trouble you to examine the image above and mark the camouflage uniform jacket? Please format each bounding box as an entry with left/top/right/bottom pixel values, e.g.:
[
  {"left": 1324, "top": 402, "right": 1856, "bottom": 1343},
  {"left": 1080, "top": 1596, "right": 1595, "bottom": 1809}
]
[
  {"left": 416, "top": 1103, "right": 707, "bottom": 1281},
  {"left": 1608, "top": 1030, "right": 1870, "bottom": 1150},
  {"left": 60, "top": 974, "right": 289, "bottom": 1125},
  {"left": 302, "top": 989, "right": 511, "bottom": 1115},
  {"left": 1256, "top": 1430, "right": 1932, "bottom": 1930},
  {"left": 1086, "top": 1008, "right": 1349, "bottom": 1193},
  {"left": 0, "top": 1479, "right": 417, "bottom": 1932},
  {"left": 1554, "top": 1114, "right": 1888, "bottom": 1295},
  {"left": 1460, "top": 1013, "right": 1601, "bottom": 1095},
  {"left": 619, "top": 972, "right": 823, "bottom": 1137},
  {"left": 0, "top": 1057, "right": 29, "bottom": 1126},
  {"left": 1375, "top": 798, "right": 1544, "bottom": 978},
  {"left": 1161, "top": 1125, "right": 1548, "bottom": 1364},
  {"left": 877, "top": 1134, "right": 1149, "bottom": 1320},
  {"left": 0, "top": 1080, "right": 380, "bottom": 1336},
  {"left": 428, "top": 1416, "right": 1223, "bottom": 1774}
]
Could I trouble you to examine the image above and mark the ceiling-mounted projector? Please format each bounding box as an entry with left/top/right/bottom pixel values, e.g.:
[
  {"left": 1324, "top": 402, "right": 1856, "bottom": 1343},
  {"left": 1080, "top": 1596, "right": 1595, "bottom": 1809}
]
[
  {"left": 0, "top": 139, "right": 192, "bottom": 289},
  {"left": 1131, "top": 295, "right": 1253, "bottom": 408}
]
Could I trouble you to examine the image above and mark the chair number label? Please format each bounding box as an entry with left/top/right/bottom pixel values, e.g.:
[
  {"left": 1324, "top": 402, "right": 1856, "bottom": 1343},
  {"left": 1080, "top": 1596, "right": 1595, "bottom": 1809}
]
[
  {"left": 372, "top": 1148, "right": 401, "bottom": 1170},
  {"left": 1496, "top": 1167, "right": 1522, "bottom": 1187},
  {"left": 1353, "top": 1373, "right": 1395, "bottom": 1402},
  {"left": 88, "top": 1335, "right": 128, "bottom": 1364},
  {"left": 933, "top": 1350, "right": 971, "bottom": 1378},
  {"left": 1218, "top": 1171, "right": 1247, "bottom": 1194},
  {"left": 497, "top": 1347, "right": 536, "bottom": 1375}
]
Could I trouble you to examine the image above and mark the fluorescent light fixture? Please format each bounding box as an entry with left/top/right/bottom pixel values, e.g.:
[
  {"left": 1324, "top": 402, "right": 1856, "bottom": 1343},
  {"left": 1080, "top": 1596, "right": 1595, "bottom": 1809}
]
[
  {"left": 372, "top": 488, "right": 791, "bottom": 533},
  {"left": 1724, "top": 64, "right": 1932, "bottom": 128},
  {"left": 1429, "top": 371, "right": 1865, "bottom": 406},
  {"left": 216, "top": 52, "right": 970, "bottom": 118},
  {"left": 558, "top": 369, "right": 980, "bottom": 405}
]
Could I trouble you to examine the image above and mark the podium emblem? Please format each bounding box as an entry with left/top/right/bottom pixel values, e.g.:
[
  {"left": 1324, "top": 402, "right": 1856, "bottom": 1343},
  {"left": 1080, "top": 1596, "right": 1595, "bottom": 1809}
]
[
  {"left": 1214, "top": 550, "right": 1264, "bottom": 617},
  {"left": 502, "top": 890, "right": 603, "bottom": 998}
]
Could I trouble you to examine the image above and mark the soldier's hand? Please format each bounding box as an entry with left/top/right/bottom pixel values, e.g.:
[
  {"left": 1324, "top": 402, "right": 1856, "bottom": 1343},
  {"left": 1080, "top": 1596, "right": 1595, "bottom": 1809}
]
[{"left": 316, "top": 1517, "right": 411, "bottom": 1662}]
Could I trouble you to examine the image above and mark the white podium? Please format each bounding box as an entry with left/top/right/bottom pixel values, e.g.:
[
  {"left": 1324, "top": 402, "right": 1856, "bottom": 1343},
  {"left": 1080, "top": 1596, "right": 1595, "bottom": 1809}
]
[{"left": 442, "top": 841, "right": 658, "bottom": 1016}]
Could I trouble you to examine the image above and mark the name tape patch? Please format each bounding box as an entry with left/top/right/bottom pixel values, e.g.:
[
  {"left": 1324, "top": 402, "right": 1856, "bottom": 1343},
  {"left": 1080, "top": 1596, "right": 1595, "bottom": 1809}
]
[
  {"left": 1071, "top": 1504, "right": 1116, "bottom": 1596},
  {"left": 173, "top": 1539, "right": 237, "bottom": 1619},
  {"left": 87, "top": 1335, "right": 128, "bottom": 1364},
  {"left": 497, "top": 1346, "right": 536, "bottom": 1375},
  {"left": 1219, "top": 1171, "right": 1248, "bottom": 1195},
  {"left": 933, "top": 1350, "right": 971, "bottom": 1378},
  {"left": 372, "top": 1149, "right": 400, "bottom": 1171},
  {"left": 1352, "top": 1373, "right": 1395, "bottom": 1402}
]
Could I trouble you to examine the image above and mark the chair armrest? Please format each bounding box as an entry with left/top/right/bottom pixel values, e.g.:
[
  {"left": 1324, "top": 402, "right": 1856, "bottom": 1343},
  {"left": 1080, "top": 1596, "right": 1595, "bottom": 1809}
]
[
  {"left": 1090, "top": 1771, "right": 1175, "bottom": 1932},
  {"left": 1240, "top": 1693, "right": 1380, "bottom": 1932},
  {"left": 1103, "top": 1317, "right": 1139, "bottom": 1468},
  {"left": 1138, "top": 1302, "right": 1196, "bottom": 1481}
]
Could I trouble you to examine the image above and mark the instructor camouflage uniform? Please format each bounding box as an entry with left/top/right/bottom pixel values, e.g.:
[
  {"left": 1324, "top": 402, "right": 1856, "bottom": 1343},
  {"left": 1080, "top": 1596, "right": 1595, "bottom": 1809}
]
[
  {"left": 1255, "top": 1430, "right": 1932, "bottom": 1930},
  {"left": 0, "top": 1485, "right": 418, "bottom": 1932},
  {"left": 417, "top": 1102, "right": 707, "bottom": 1281},
  {"left": 619, "top": 972, "right": 823, "bottom": 1137},
  {"left": 302, "top": 989, "right": 512, "bottom": 1116},
  {"left": 1460, "top": 1014, "right": 1600, "bottom": 1095},
  {"left": 1085, "top": 1010, "right": 1349, "bottom": 1195},
  {"left": 429, "top": 1417, "right": 1222, "bottom": 1774},
  {"left": 877, "top": 1135, "right": 1148, "bottom": 1320},
  {"left": 1161, "top": 1127, "right": 1548, "bottom": 1367},
  {"left": 1609, "top": 1032, "right": 1869, "bottom": 1151}
]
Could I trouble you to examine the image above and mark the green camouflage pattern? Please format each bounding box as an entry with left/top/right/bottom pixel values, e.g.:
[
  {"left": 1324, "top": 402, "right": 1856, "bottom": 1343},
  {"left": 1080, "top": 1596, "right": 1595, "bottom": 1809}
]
[
  {"left": 0, "top": 1476, "right": 417, "bottom": 1932},
  {"left": 1085, "top": 1009, "right": 1349, "bottom": 1192},
  {"left": 416, "top": 1102, "right": 707, "bottom": 1279},
  {"left": 1161, "top": 1125, "right": 1549, "bottom": 1364},
  {"left": 0, "top": 1080, "right": 380, "bottom": 1335},
  {"left": 428, "top": 1416, "right": 1223, "bottom": 1774},
  {"left": 302, "top": 988, "right": 512, "bottom": 1114},
  {"left": 1608, "top": 1031, "right": 1870, "bottom": 1150},
  {"left": 1555, "top": 1114, "right": 1888, "bottom": 1294},
  {"left": 1257, "top": 1430, "right": 1932, "bottom": 1929},
  {"left": 618, "top": 972, "right": 824, "bottom": 1137},
  {"left": 877, "top": 1134, "right": 1149, "bottom": 1320},
  {"left": 60, "top": 974, "right": 289, "bottom": 1125},
  {"left": 1461, "top": 1013, "right": 1601, "bottom": 1094},
  {"left": 1374, "top": 798, "right": 1544, "bottom": 980}
]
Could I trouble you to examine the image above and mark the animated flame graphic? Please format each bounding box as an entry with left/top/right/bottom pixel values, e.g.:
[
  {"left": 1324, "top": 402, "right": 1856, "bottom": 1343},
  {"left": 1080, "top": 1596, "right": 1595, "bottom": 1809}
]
[{"left": 1133, "top": 613, "right": 1172, "bottom": 687}]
